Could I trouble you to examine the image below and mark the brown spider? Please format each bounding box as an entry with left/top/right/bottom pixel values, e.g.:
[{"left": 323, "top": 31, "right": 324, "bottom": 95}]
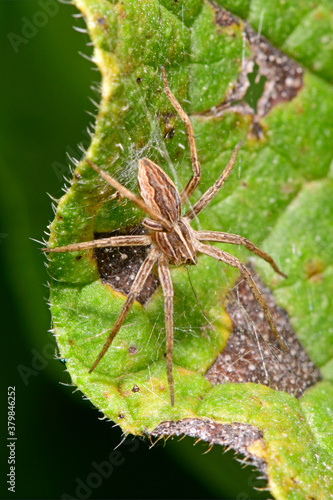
[{"left": 45, "top": 67, "right": 287, "bottom": 406}]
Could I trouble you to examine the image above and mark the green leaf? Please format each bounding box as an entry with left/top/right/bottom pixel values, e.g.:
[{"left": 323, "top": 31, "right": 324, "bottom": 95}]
[{"left": 46, "top": 1, "right": 333, "bottom": 498}]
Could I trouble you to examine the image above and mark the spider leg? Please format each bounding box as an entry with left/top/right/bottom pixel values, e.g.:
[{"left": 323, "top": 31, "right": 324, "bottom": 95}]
[
  {"left": 142, "top": 218, "right": 165, "bottom": 232},
  {"left": 85, "top": 159, "right": 173, "bottom": 232},
  {"left": 89, "top": 246, "right": 160, "bottom": 373},
  {"left": 43, "top": 235, "right": 152, "bottom": 253},
  {"left": 196, "top": 241, "right": 287, "bottom": 351},
  {"left": 158, "top": 254, "right": 175, "bottom": 406},
  {"left": 161, "top": 67, "right": 200, "bottom": 205},
  {"left": 196, "top": 231, "right": 287, "bottom": 278},
  {"left": 185, "top": 142, "right": 241, "bottom": 221}
]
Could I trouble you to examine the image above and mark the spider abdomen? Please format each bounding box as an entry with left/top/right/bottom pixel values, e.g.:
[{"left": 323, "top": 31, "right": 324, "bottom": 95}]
[
  {"left": 155, "top": 218, "right": 196, "bottom": 266},
  {"left": 138, "top": 158, "right": 181, "bottom": 223}
]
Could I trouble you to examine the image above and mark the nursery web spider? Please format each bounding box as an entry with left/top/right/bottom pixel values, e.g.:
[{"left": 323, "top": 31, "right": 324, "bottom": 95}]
[{"left": 45, "top": 67, "right": 287, "bottom": 406}]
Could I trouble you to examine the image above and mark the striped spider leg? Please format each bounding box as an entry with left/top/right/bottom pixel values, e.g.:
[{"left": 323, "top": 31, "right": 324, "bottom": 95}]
[{"left": 44, "top": 67, "right": 286, "bottom": 406}]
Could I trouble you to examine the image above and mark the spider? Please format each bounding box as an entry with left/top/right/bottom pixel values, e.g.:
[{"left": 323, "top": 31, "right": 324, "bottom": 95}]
[{"left": 45, "top": 67, "right": 287, "bottom": 406}]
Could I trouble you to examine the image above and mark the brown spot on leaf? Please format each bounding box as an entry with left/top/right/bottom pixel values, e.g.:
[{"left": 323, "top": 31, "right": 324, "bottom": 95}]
[
  {"left": 159, "top": 112, "right": 176, "bottom": 139},
  {"left": 205, "top": 265, "right": 321, "bottom": 398},
  {"left": 150, "top": 419, "right": 267, "bottom": 476},
  {"left": 244, "top": 24, "right": 303, "bottom": 116},
  {"left": 211, "top": 1, "right": 239, "bottom": 27},
  {"left": 94, "top": 227, "right": 159, "bottom": 306},
  {"left": 251, "top": 120, "right": 265, "bottom": 140},
  {"left": 132, "top": 385, "right": 140, "bottom": 393},
  {"left": 201, "top": 3, "right": 303, "bottom": 126},
  {"left": 305, "top": 259, "right": 325, "bottom": 282},
  {"left": 128, "top": 345, "right": 138, "bottom": 355},
  {"left": 281, "top": 182, "right": 296, "bottom": 195}
]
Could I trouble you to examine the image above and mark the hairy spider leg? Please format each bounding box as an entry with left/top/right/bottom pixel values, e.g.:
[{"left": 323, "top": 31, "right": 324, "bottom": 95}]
[
  {"left": 185, "top": 142, "right": 242, "bottom": 221},
  {"left": 89, "top": 247, "right": 160, "bottom": 373},
  {"left": 196, "top": 231, "right": 287, "bottom": 278},
  {"left": 196, "top": 242, "right": 287, "bottom": 351},
  {"left": 86, "top": 159, "right": 173, "bottom": 232},
  {"left": 158, "top": 254, "right": 175, "bottom": 405},
  {"left": 161, "top": 67, "right": 201, "bottom": 205},
  {"left": 43, "top": 235, "right": 151, "bottom": 253}
]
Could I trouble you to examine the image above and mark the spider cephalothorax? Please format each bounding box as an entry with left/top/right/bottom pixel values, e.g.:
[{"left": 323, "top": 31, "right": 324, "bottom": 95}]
[
  {"left": 138, "top": 160, "right": 197, "bottom": 266},
  {"left": 45, "top": 67, "right": 287, "bottom": 406}
]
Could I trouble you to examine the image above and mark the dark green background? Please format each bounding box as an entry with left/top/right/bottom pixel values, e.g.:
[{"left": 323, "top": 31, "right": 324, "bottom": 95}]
[{"left": 0, "top": 2, "right": 269, "bottom": 498}]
